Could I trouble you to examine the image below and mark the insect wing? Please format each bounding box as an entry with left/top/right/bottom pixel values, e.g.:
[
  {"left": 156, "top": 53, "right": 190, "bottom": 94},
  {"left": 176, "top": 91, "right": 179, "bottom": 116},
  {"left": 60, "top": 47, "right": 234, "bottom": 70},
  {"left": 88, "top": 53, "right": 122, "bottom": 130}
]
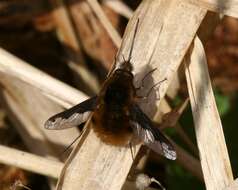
[
  {"left": 130, "top": 104, "right": 176, "bottom": 160},
  {"left": 44, "top": 96, "right": 97, "bottom": 130}
]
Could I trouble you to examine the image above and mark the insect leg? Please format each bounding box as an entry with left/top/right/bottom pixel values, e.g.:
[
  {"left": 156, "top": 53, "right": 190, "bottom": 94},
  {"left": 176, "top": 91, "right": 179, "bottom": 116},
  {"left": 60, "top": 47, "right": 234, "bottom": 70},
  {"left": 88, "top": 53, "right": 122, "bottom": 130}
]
[
  {"left": 129, "top": 142, "right": 135, "bottom": 161},
  {"left": 136, "top": 78, "right": 167, "bottom": 101},
  {"left": 135, "top": 68, "right": 157, "bottom": 91},
  {"left": 59, "top": 123, "right": 86, "bottom": 158}
]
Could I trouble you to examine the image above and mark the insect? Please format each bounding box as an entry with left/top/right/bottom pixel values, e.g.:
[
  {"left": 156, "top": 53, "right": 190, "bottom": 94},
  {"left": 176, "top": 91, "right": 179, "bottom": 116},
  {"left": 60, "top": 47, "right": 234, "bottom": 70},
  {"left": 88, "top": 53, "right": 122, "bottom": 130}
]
[{"left": 44, "top": 19, "right": 176, "bottom": 160}]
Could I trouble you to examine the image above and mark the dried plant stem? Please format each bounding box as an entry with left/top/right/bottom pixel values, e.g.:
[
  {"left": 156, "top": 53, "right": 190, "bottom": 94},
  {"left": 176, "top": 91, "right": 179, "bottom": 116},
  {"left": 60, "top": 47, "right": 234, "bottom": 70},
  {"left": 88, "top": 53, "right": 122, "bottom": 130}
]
[
  {"left": 0, "top": 47, "right": 88, "bottom": 108},
  {"left": 175, "top": 124, "right": 198, "bottom": 156},
  {"left": 173, "top": 141, "right": 203, "bottom": 181},
  {"left": 86, "top": 0, "right": 121, "bottom": 47},
  {"left": 50, "top": 0, "right": 100, "bottom": 94},
  {"left": 50, "top": 0, "right": 79, "bottom": 50},
  {"left": 0, "top": 75, "right": 80, "bottom": 156},
  {"left": 0, "top": 145, "right": 63, "bottom": 178},
  {"left": 151, "top": 136, "right": 203, "bottom": 181},
  {"left": 224, "top": 179, "right": 238, "bottom": 190},
  {"left": 103, "top": 0, "right": 133, "bottom": 19},
  {"left": 187, "top": 0, "right": 238, "bottom": 18},
  {"left": 158, "top": 99, "right": 198, "bottom": 156},
  {"left": 184, "top": 36, "right": 233, "bottom": 190},
  {"left": 1, "top": 84, "right": 57, "bottom": 156}
]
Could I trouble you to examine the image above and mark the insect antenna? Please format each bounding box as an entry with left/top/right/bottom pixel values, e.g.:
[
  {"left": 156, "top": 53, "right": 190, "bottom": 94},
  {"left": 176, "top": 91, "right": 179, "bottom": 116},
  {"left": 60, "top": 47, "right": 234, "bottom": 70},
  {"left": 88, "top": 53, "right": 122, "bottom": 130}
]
[
  {"left": 121, "top": 18, "right": 140, "bottom": 71},
  {"left": 127, "top": 18, "right": 140, "bottom": 62}
]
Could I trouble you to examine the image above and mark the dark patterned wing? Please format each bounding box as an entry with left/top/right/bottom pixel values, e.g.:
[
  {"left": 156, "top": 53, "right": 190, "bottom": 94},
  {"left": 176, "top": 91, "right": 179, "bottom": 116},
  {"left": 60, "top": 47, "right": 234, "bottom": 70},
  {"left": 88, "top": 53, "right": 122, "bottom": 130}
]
[
  {"left": 130, "top": 104, "right": 176, "bottom": 160},
  {"left": 44, "top": 96, "right": 97, "bottom": 130}
]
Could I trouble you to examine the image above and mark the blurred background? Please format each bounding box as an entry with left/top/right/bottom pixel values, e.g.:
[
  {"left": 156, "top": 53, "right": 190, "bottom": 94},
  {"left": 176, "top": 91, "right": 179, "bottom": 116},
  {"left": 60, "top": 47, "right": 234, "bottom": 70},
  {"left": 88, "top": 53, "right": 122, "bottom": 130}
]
[{"left": 0, "top": 0, "right": 237, "bottom": 189}]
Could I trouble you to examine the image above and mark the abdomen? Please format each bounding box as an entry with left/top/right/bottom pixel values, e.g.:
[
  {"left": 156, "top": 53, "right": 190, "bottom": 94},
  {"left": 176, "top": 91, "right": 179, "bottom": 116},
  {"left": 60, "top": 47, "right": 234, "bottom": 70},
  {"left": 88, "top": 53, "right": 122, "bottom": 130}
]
[{"left": 91, "top": 107, "right": 133, "bottom": 146}]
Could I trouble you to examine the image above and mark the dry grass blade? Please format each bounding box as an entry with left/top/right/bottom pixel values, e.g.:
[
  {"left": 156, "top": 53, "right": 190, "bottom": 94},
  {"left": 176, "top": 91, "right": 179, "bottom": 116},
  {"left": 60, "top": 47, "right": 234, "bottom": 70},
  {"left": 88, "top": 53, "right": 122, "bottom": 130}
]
[
  {"left": 0, "top": 47, "right": 88, "bottom": 108},
  {"left": 50, "top": 0, "right": 100, "bottom": 94},
  {"left": 184, "top": 36, "right": 233, "bottom": 189},
  {"left": 0, "top": 145, "right": 63, "bottom": 178},
  {"left": 103, "top": 0, "right": 133, "bottom": 19},
  {"left": 50, "top": 0, "right": 79, "bottom": 50},
  {"left": 0, "top": 75, "right": 80, "bottom": 156},
  {"left": 56, "top": 0, "right": 206, "bottom": 189},
  {"left": 86, "top": 0, "right": 121, "bottom": 47},
  {"left": 224, "top": 179, "right": 238, "bottom": 190},
  {"left": 187, "top": 0, "right": 238, "bottom": 18}
]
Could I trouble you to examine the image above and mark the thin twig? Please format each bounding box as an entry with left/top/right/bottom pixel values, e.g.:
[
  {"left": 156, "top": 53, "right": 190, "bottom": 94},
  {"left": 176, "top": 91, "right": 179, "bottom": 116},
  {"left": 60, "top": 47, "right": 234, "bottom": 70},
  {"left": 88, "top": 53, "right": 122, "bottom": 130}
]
[
  {"left": 157, "top": 99, "right": 198, "bottom": 156},
  {"left": 50, "top": 0, "right": 100, "bottom": 94},
  {"left": 0, "top": 145, "right": 63, "bottom": 178},
  {"left": 86, "top": 0, "right": 121, "bottom": 47},
  {"left": 0, "top": 47, "right": 88, "bottom": 108},
  {"left": 103, "top": 0, "right": 133, "bottom": 19},
  {"left": 0, "top": 75, "right": 81, "bottom": 156}
]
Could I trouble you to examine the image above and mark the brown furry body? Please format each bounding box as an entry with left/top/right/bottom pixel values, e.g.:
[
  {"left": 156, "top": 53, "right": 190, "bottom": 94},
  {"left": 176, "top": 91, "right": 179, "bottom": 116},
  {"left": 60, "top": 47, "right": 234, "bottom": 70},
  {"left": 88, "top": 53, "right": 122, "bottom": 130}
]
[{"left": 92, "top": 69, "right": 136, "bottom": 146}]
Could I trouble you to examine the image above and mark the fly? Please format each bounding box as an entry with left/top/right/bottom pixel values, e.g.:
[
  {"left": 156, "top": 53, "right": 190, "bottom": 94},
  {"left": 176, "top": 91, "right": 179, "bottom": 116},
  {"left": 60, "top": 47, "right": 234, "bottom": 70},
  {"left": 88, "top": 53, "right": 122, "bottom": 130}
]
[{"left": 44, "top": 19, "right": 176, "bottom": 160}]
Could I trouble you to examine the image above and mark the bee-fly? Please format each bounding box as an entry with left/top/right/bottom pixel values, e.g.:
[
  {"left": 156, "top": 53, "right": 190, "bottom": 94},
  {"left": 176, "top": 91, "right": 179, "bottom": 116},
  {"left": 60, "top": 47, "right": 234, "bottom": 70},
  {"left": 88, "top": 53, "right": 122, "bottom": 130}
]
[{"left": 44, "top": 19, "right": 176, "bottom": 160}]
